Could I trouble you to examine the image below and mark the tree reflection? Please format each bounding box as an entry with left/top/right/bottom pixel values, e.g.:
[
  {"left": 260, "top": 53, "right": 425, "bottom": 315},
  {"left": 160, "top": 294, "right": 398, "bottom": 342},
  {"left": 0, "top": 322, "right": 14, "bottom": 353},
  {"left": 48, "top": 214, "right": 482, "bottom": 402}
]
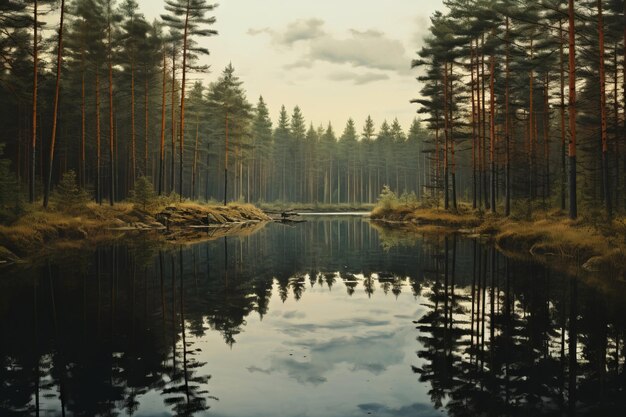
[
  {"left": 1, "top": 217, "right": 625, "bottom": 416},
  {"left": 413, "top": 242, "right": 626, "bottom": 417}
]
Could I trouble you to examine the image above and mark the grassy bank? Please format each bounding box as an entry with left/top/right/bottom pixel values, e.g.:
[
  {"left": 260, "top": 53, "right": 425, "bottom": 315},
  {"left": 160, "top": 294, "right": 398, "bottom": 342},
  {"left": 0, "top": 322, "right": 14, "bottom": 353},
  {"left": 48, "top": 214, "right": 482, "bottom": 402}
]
[
  {"left": 0, "top": 200, "right": 270, "bottom": 265},
  {"left": 371, "top": 203, "right": 626, "bottom": 274}
]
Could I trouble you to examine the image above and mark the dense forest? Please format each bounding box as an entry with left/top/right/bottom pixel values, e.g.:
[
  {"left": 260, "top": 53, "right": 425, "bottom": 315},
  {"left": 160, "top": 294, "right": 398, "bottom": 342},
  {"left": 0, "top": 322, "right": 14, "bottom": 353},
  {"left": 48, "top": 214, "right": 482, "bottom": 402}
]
[
  {"left": 0, "top": 0, "right": 625, "bottom": 219},
  {"left": 0, "top": 0, "right": 428, "bottom": 210},
  {"left": 414, "top": 0, "right": 625, "bottom": 218}
]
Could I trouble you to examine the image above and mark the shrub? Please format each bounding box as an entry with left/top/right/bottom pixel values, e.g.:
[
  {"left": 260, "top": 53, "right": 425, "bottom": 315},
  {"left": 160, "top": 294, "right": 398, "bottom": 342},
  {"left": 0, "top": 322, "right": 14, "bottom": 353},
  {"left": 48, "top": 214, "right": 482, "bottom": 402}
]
[
  {"left": 398, "top": 191, "right": 420, "bottom": 209},
  {"left": 377, "top": 185, "right": 398, "bottom": 210},
  {"left": 53, "top": 170, "right": 88, "bottom": 211},
  {"left": 131, "top": 176, "right": 156, "bottom": 210},
  {"left": 0, "top": 143, "right": 22, "bottom": 224}
]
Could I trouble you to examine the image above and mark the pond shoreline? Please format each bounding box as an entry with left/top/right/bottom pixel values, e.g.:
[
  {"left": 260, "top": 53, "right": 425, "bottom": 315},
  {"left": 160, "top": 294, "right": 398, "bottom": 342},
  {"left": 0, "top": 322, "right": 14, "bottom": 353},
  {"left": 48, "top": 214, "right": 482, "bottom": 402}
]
[
  {"left": 0, "top": 202, "right": 271, "bottom": 266},
  {"left": 370, "top": 206, "right": 626, "bottom": 277}
]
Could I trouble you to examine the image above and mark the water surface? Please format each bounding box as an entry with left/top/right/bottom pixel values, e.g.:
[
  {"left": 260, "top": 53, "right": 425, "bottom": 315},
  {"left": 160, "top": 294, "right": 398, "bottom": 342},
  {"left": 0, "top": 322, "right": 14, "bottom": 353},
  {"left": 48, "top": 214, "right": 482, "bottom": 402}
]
[{"left": 1, "top": 216, "right": 625, "bottom": 416}]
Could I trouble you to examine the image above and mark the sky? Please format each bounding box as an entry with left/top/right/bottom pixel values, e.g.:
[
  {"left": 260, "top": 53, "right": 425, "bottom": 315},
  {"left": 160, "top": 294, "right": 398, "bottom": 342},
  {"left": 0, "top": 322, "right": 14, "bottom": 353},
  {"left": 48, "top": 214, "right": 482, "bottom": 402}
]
[{"left": 138, "top": 0, "right": 446, "bottom": 132}]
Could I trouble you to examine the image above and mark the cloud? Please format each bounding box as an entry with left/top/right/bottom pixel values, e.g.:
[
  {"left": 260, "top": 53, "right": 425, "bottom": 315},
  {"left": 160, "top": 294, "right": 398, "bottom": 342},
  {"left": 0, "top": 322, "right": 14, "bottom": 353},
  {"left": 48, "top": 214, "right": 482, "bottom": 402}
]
[
  {"left": 250, "top": 19, "right": 412, "bottom": 75},
  {"left": 247, "top": 18, "right": 326, "bottom": 46},
  {"left": 247, "top": 329, "right": 407, "bottom": 386},
  {"left": 310, "top": 29, "right": 409, "bottom": 73},
  {"left": 247, "top": 27, "right": 272, "bottom": 37},
  {"left": 411, "top": 15, "right": 431, "bottom": 48},
  {"left": 358, "top": 402, "right": 440, "bottom": 417},
  {"left": 328, "top": 71, "right": 390, "bottom": 85},
  {"left": 281, "top": 18, "right": 326, "bottom": 45}
]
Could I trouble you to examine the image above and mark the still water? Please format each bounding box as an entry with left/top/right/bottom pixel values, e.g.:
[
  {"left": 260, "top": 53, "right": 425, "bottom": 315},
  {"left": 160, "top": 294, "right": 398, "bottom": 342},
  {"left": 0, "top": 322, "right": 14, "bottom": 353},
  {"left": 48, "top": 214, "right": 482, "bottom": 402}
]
[{"left": 1, "top": 216, "right": 625, "bottom": 416}]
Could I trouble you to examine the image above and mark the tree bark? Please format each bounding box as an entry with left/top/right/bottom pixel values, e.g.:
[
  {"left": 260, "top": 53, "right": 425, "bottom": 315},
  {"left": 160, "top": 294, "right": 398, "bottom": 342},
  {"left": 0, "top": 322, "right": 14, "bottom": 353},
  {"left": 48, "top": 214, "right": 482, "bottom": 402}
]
[
  {"left": 224, "top": 112, "right": 229, "bottom": 205},
  {"left": 489, "top": 50, "right": 496, "bottom": 213},
  {"left": 179, "top": 0, "right": 191, "bottom": 201},
  {"left": 107, "top": 8, "right": 115, "bottom": 206},
  {"left": 567, "top": 0, "right": 577, "bottom": 219},
  {"left": 559, "top": 19, "right": 567, "bottom": 211},
  {"left": 44, "top": 0, "right": 65, "bottom": 208},
  {"left": 597, "top": 0, "right": 611, "bottom": 217},
  {"left": 96, "top": 70, "right": 101, "bottom": 204},
  {"left": 505, "top": 17, "right": 511, "bottom": 216},
  {"left": 30, "top": 0, "right": 38, "bottom": 203},
  {"left": 159, "top": 48, "right": 167, "bottom": 195}
]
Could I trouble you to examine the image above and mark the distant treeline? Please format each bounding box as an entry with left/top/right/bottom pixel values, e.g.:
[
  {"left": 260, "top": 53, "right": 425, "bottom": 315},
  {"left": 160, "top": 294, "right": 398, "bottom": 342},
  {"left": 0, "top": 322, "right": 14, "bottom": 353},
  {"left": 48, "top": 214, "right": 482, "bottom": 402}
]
[{"left": 0, "top": 0, "right": 429, "bottom": 208}]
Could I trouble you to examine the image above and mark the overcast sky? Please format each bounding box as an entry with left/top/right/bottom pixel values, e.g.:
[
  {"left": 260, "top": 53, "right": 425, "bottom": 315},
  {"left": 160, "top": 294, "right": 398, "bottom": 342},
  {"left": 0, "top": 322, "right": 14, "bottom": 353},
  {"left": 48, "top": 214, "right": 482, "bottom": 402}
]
[{"left": 137, "top": 0, "right": 445, "bottom": 132}]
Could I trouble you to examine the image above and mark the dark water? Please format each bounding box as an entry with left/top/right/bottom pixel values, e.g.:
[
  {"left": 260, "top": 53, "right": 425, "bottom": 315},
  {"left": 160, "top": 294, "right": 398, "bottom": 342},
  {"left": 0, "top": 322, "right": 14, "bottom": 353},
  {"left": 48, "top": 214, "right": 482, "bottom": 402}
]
[{"left": 1, "top": 216, "right": 626, "bottom": 417}]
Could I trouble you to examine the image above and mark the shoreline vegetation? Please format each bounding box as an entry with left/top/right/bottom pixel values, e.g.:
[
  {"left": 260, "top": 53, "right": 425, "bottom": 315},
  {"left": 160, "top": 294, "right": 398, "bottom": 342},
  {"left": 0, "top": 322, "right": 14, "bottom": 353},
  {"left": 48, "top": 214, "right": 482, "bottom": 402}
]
[
  {"left": 0, "top": 198, "right": 270, "bottom": 266},
  {"left": 370, "top": 200, "right": 626, "bottom": 278}
]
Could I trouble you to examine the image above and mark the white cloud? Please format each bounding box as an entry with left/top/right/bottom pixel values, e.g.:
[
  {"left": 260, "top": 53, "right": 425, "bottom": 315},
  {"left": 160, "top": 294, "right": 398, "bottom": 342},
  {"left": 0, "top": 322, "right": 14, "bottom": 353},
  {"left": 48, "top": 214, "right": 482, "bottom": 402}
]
[
  {"left": 250, "top": 20, "right": 412, "bottom": 75},
  {"left": 328, "top": 70, "right": 390, "bottom": 85},
  {"left": 248, "top": 18, "right": 326, "bottom": 46}
]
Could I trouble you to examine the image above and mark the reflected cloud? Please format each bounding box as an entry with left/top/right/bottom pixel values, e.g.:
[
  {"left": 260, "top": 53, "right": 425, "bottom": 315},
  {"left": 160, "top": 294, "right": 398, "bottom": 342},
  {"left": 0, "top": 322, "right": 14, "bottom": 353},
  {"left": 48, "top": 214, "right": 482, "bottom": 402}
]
[
  {"left": 358, "top": 402, "right": 440, "bottom": 417},
  {"left": 249, "top": 329, "right": 409, "bottom": 386}
]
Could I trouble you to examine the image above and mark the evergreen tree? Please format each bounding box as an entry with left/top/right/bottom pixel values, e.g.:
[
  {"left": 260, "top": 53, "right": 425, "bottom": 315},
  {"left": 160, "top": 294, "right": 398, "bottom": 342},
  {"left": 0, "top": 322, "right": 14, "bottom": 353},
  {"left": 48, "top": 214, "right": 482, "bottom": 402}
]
[{"left": 161, "top": 0, "right": 217, "bottom": 200}]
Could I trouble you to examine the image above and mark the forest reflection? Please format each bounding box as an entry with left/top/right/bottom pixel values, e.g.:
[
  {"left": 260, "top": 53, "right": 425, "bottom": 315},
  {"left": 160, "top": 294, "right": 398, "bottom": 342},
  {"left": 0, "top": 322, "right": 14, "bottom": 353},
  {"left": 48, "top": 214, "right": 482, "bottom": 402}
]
[{"left": 0, "top": 217, "right": 625, "bottom": 416}]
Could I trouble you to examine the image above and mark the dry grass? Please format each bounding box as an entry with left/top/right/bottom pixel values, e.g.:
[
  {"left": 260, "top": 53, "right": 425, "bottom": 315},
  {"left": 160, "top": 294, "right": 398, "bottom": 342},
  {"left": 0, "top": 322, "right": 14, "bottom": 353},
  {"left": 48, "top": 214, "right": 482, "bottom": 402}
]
[
  {"left": 371, "top": 206, "right": 480, "bottom": 228},
  {"left": 0, "top": 209, "right": 116, "bottom": 257},
  {"left": 0, "top": 200, "right": 270, "bottom": 263},
  {"left": 372, "top": 204, "right": 626, "bottom": 271},
  {"left": 494, "top": 218, "right": 608, "bottom": 257}
]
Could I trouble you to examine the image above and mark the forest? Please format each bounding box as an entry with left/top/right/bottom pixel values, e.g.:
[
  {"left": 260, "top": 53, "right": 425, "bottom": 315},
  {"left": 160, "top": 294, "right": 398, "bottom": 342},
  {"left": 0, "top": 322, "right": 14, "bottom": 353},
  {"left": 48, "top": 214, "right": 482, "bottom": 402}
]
[
  {"left": 1, "top": 0, "right": 625, "bottom": 221},
  {"left": 0, "top": 0, "right": 428, "bottom": 215},
  {"left": 413, "top": 0, "right": 625, "bottom": 219},
  {"left": 2, "top": 1, "right": 626, "bottom": 416}
]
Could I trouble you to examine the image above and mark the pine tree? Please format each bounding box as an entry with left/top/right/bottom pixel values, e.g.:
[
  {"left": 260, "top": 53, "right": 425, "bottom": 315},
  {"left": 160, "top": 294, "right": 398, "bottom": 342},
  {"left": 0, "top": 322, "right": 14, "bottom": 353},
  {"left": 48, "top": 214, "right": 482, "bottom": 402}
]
[
  {"left": 132, "top": 175, "right": 156, "bottom": 210},
  {"left": 161, "top": 0, "right": 217, "bottom": 200},
  {"left": 252, "top": 96, "right": 272, "bottom": 201}
]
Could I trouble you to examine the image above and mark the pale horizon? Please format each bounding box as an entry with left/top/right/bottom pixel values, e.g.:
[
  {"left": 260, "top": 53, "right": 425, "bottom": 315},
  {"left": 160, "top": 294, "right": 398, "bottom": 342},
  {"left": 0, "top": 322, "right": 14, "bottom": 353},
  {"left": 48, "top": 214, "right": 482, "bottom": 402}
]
[{"left": 135, "top": 0, "right": 445, "bottom": 132}]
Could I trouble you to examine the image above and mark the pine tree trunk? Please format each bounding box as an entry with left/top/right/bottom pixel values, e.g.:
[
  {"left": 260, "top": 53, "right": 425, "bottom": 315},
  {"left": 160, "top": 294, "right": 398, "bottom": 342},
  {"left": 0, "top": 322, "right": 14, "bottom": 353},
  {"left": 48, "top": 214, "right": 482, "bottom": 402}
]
[
  {"left": 30, "top": 0, "right": 38, "bottom": 203},
  {"left": 450, "top": 62, "right": 457, "bottom": 210},
  {"left": 529, "top": 38, "right": 535, "bottom": 214},
  {"left": 475, "top": 39, "right": 483, "bottom": 209},
  {"left": 170, "top": 45, "right": 176, "bottom": 194},
  {"left": 613, "top": 45, "right": 620, "bottom": 211},
  {"left": 144, "top": 65, "right": 149, "bottom": 177},
  {"left": 43, "top": 0, "right": 66, "bottom": 208},
  {"left": 179, "top": 0, "right": 191, "bottom": 201},
  {"left": 131, "top": 62, "right": 136, "bottom": 183},
  {"left": 567, "top": 0, "right": 577, "bottom": 219},
  {"left": 159, "top": 49, "right": 166, "bottom": 195},
  {"left": 543, "top": 73, "right": 551, "bottom": 202},
  {"left": 224, "top": 112, "right": 229, "bottom": 205},
  {"left": 481, "top": 36, "right": 488, "bottom": 210},
  {"left": 443, "top": 61, "right": 450, "bottom": 210},
  {"left": 489, "top": 51, "right": 496, "bottom": 213},
  {"left": 192, "top": 116, "right": 199, "bottom": 200},
  {"left": 96, "top": 70, "right": 101, "bottom": 204},
  {"left": 471, "top": 45, "right": 478, "bottom": 210},
  {"left": 597, "top": 0, "right": 611, "bottom": 217},
  {"left": 108, "top": 10, "right": 115, "bottom": 206},
  {"left": 505, "top": 17, "right": 511, "bottom": 216},
  {"left": 81, "top": 63, "right": 86, "bottom": 189},
  {"left": 559, "top": 19, "right": 567, "bottom": 211}
]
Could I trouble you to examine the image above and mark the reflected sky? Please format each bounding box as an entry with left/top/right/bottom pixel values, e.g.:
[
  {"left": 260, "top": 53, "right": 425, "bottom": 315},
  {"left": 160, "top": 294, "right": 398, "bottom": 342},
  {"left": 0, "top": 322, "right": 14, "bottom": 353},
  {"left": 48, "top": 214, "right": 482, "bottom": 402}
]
[
  {"left": 180, "top": 279, "right": 434, "bottom": 417},
  {"left": 2, "top": 217, "right": 626, "bottom": 416}
]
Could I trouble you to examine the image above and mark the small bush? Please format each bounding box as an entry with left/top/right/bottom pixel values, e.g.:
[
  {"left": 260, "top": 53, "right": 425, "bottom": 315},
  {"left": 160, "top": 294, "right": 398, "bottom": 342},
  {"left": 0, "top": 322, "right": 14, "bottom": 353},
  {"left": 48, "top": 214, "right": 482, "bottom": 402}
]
[
  {"left": 0, "top": 143, "right": 22, "bottom": 224},
  {"left": 131, "top": 176, "right": 156, "bottom": 210},
  {"left": 53, "top": 170, "right": 88, "bottom": 212},
  {"left": 398, "top": 191, "right": 420, "bottom": 209},
  {"left": 377, "top": 185, "right": 398, "bottom": 210}
]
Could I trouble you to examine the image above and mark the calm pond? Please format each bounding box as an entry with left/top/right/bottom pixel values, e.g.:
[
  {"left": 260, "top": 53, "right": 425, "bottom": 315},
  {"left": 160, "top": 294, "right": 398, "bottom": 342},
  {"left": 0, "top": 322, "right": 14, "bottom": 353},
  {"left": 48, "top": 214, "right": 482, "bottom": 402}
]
[{"left": 1, "top": 215, "right": 625, "bottom": 417}]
